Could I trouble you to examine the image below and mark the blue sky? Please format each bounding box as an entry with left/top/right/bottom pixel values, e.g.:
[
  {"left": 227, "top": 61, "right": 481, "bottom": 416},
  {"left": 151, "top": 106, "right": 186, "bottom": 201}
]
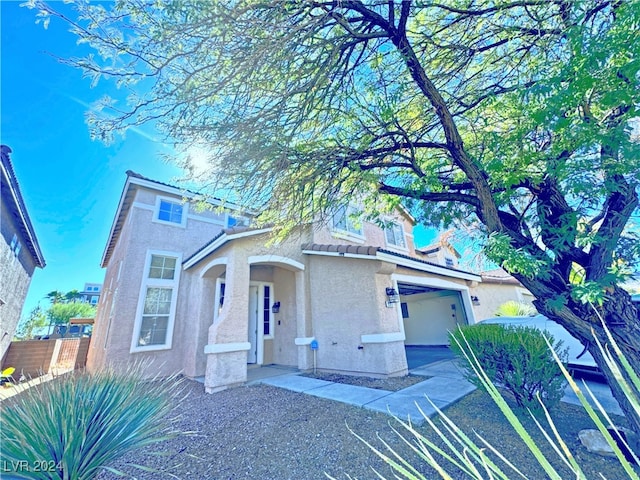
[
  {"left": 1, "top": 2, "right": 439, "bottom": 322},
  {"left": 1, "top": 2, "right": 182, "bottom": 318}
]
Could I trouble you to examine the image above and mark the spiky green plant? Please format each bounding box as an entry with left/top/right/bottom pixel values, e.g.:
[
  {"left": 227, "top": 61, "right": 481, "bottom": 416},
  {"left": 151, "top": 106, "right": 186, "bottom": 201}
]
[
  {"left": 0, "top": 363, "right": 184, "bottom": 479},
  {"left": 494, "top": 301, "right": 537, "bottom": 317},
  {"left": 336, "top": 317, "right": 640, "bottom": 479}
]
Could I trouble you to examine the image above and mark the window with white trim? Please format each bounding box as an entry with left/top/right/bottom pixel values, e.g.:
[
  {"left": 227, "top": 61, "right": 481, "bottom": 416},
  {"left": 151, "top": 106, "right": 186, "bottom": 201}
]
[
  {"left": 154, "top": 197, "right": 187, "bottom": 227},
  {"left": 384, "top": 222, "right": 406, "bottom": 249},
  {"left": 133, "top": 252, "right": 181, "bottom": 350},
  {"left": 332, "top": 205, "right": 363, "bottom": 237},
  {"left": 139, "top": 287, "right": 172, "bottom": 346}
]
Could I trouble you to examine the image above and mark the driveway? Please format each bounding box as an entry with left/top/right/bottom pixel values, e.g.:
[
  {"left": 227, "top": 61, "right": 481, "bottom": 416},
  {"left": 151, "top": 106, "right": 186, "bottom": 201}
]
[{"left": 405, "top": 345, "right": 455, "bottom": 369}]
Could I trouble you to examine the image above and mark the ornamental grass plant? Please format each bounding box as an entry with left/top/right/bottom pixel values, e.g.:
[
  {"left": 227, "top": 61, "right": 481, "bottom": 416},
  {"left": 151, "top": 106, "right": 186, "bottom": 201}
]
[{"left": 0, "top": 363, "right": 184, "bottom": 479}]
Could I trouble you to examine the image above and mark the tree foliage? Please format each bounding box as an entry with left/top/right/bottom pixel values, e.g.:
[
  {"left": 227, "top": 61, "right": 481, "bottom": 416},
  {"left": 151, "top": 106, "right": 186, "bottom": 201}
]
[
  {"left": 15, "top": 306, "right": 48, "bottom": 340},
  {"left": 27, "top": 0, "right": 640, "bottom": 431},
  {"left": 47, "top": 302, "right": 96, "bottom": 326}
]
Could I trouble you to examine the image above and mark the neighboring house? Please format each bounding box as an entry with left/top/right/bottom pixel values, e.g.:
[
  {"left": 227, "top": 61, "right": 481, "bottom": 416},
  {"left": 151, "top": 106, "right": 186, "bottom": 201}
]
[
  {"left": 0, "top": 145, "right": 46, "bottom": 360},
  {"left": 79, "top": 282, "right": 102, "bottom": 305},
  {"left": 415, "top": 238, "right": 461, "bottom": 269},
  {"left": 89, "top": 171, "right": 482, "bottom": 393},
  {"left": 469, "top": 268, "right": 536, "bottom": 320}
]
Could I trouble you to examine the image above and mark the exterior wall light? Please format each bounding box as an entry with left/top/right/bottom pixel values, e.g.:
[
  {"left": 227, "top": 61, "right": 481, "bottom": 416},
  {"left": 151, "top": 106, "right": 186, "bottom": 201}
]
[
  {"left": 471, "top": 295, "right": 480, "bottom": 306},
  {"left": 385, "top": 287, "right": 400, "bottom": 307},
  {"left": 271, "top": 301, "right": 281, "bottom": 313}
]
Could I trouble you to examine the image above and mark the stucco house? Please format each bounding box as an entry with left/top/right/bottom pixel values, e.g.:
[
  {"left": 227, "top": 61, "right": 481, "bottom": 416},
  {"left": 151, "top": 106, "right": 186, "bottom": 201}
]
[
  {"left": 88, "top": 171, "right": 483, "bottom": 392},
  {"left": 0, "top": 146, "right": 46, "bottom": 360}
]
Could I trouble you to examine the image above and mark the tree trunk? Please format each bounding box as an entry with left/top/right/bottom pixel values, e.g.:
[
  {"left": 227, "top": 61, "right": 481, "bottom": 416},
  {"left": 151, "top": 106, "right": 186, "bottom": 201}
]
[{"left": 531, "top": 288, "right": 640, "bottom": 437}]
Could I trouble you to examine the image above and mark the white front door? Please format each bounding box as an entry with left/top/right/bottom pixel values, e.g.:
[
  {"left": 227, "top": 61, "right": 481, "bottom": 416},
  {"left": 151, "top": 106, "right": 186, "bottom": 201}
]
[{"left": 248, "top": 286, "right": 259, "bottom": 363}]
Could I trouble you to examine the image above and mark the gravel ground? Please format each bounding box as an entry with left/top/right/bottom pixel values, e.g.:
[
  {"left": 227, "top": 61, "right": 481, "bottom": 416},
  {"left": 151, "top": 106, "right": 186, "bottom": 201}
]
[{"left": 95, "top": 379, "right": 637, "bottom": 480}]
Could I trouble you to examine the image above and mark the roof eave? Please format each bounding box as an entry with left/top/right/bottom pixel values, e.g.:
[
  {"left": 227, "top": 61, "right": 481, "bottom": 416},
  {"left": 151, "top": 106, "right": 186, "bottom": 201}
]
[
  {"left": 1, "top": 150, "right": 46, "bottom": 268},
  {"left": 183, "top": 227, "right": 273, "bottom": 270}
]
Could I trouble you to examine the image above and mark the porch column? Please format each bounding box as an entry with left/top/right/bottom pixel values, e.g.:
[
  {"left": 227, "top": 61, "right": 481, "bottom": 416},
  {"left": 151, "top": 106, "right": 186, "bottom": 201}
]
[
  {"left": 294, "top": 270, "right": 314, "bottom": 370},
  {"left": 204, "top": 250, "right": 250, "bottom": 393}
]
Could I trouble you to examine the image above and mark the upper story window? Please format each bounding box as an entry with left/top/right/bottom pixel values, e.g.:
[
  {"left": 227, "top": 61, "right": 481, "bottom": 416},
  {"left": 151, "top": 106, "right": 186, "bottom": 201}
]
[
  {"left": 445, "top": 256, "right": 455, "bottom": 268},
  {"left": 384, "top": 222, "right": 406, "bottom": 249},
  {"left": 154, "top": 196, "right": 187, "bottom": 227},
  {"left": 332, "top": 205, "right": 363, "bottom": 237}
]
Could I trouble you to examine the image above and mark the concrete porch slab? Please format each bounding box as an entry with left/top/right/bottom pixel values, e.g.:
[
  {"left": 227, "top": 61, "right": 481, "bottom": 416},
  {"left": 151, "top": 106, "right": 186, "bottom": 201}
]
[{"left": 259, "top": 374, "right": 332, "bottom": 392}]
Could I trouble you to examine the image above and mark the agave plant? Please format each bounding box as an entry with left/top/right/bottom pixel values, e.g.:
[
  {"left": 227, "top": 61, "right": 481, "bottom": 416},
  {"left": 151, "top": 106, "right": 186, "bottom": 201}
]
[
  {"left": 0, "top": 363, "right": 184, "bottom": 479},
  {"left": 337, "top": 315, "right": 640, "bottom": 479}
]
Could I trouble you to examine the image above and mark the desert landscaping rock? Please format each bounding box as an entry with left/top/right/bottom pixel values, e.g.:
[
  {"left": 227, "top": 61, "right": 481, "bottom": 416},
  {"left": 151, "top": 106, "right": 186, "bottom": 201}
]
[{"left": 579, "top": 429, "right": 617, "bottom": 457}]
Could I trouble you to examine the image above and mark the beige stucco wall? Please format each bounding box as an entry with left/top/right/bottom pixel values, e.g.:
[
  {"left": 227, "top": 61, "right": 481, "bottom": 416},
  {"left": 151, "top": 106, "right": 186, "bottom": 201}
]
[
  {"left": 88, "top": 185, "right": 229, "bottom": 377},
  {"left": 312, "top": 211, "right": 417, "bottom": 254},
  {"left": 470, "top": 282, "right": 535, "bottom": 320},
  {"left": 306, "top": 255, "right": 407, "bottom": 377}
]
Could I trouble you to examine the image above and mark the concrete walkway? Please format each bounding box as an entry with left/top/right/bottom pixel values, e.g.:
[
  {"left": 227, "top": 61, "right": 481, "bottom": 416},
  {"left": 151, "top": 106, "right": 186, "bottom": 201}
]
[
  {"left": 252, "top": 361, "right": 472, "bottom": 425},
  {"left": 251, "top": 360, "right": 623, "bottom": 425}
]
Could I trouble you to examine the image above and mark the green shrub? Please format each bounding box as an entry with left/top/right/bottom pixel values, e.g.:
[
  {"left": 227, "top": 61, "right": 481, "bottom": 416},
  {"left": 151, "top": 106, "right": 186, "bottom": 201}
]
[
  {"left": 495, "top": 300, "right": 537, "bottom": 317},
  {"left": 0, "top": 364, "right": 183, "bottom": 479},
  {"left": 449, "top": 324, "right": 568, "bottom": 412}
]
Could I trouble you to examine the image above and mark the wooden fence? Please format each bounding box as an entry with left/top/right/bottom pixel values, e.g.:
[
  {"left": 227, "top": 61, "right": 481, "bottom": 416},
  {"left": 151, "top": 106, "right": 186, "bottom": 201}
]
[{"left": 1, "top": 337, "right": 91, "bottom": 379}]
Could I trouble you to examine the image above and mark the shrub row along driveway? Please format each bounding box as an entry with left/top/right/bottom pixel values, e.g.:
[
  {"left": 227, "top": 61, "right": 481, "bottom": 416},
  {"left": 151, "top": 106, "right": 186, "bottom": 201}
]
[{"left": 97, "top": 380, "right": 633, "bottom": 479}]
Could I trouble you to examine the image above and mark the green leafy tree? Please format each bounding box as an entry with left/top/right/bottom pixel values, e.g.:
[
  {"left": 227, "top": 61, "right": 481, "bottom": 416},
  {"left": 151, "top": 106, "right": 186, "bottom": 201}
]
[
  {"left": 47, "top": 302, "right": 96, "bottom": 326},
  {"left": 15, "top": 305, "right": 48, "bottom": 340},
  {"left": 27, "top": 1, "right": 640, "bottom": 433}
]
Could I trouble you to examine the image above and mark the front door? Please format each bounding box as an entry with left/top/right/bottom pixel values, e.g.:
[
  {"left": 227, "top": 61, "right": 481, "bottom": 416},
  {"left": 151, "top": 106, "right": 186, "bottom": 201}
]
[{"left": 248, "top": 286, "right": 259, "bottom": 363}]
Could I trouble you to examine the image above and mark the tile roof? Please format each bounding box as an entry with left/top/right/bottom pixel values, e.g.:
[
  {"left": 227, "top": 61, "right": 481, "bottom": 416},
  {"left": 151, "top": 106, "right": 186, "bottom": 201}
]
[
  {"left": 480, "top": 267, "right": 522, "bottom": 285},
  {"left": 301, "top": 243, "right": 478, "bottom": 277}
]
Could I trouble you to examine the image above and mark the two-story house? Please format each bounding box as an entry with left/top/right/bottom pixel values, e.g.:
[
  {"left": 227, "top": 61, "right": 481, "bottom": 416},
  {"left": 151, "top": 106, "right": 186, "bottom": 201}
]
[
  {"left": 79, "top": 283, "right": 102, "bottom": 305},
  {"left": 89, "top": 171, "right": 482, "bottom": 393},
  {"left": 0, "top": 146, "right": 46, "bottom": 360}
]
